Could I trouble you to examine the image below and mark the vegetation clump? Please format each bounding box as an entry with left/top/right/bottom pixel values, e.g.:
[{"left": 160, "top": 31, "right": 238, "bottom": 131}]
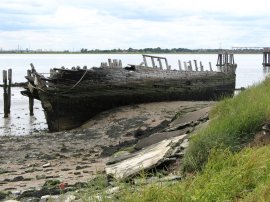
[{"left": 184, "top": 78, "right": 270, "bottom": 171}]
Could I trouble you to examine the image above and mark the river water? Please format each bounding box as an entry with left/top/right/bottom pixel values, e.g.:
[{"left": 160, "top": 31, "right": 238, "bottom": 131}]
[{"left": 0, "top": 54, "right": 269, "bottom": 135}]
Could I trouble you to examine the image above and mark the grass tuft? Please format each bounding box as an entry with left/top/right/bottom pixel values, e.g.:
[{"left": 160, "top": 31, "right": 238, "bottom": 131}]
[{"left": 183, "top": 78, "right": 270, "bottom": 172}]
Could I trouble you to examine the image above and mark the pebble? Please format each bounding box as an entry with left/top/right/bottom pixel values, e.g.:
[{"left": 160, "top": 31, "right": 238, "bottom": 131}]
[
  {"left": 36, "top": 174, "right": 46, "bottom": 180},
  {"left": 42, "top": 163, "right": 51, "bottom": 168},
  {"left": 11, "top": 176, "right": 24, "bottom": 182}
]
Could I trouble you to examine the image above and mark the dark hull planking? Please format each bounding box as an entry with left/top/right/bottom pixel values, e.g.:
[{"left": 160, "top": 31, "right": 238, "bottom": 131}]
[{"left": 37, "top": 72, "right": 236, "bottom": 132}]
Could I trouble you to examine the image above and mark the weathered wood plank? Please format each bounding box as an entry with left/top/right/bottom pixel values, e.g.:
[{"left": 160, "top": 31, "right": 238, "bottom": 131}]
[
  {"left": 105, "top": 136, "right": 185, "bottom": 180},
  {"left": 165, "top": 106, "right": 211, "bottom": 131}
]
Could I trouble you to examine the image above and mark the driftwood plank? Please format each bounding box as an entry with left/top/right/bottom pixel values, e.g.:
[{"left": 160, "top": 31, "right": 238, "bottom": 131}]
[{"left": 105, "top": 135, "right": 186, "bottom": 180}]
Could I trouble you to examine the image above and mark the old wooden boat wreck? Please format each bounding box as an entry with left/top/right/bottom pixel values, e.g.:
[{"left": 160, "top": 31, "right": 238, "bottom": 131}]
[{"left": 21, "top": 53, "right": 237, "bottom": 132}]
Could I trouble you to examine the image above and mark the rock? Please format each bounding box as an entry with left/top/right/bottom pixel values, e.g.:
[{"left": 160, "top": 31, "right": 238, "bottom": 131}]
[
  {"left": 11, "top": 190, "right": 21, "bottom": 196},
  {"left": 11, "top": 176, "right": 24, "bottom": 182},
  {"left": 4, "top": 200, "right": 20, "bottom": 202},
  {"left": 64, "top": 194, "right": 76, "bottom": 202},
  {"left": 40, "top": 195, "right": 59, "bottom": 202},
  {"left": 75, "top": 165, "right": 89, "bottom": 170},
  {"left": 42, "top": 163, "right": 51, "bottom": 168},
  {"left": 74, "top": 172, "right": 81, "bottom": 175},
  {"left": 106, "top": 136, "right": 185, "bottom": 180},
  {"left": 36, "top": 175, "right": 46, "bottom": 180},
  {"left": 106, "top": 186, "right": 120, "bottom": 195}
]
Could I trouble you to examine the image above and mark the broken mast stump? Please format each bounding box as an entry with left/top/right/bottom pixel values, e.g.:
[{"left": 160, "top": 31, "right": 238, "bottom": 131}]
[{"left": 2, "top": 70, "right": 8, "bottom": 118}]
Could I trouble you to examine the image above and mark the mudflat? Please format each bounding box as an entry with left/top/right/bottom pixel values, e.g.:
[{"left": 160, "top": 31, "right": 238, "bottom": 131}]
[{"left": 0, "top": 100, "right": 213, "bottom": 193}]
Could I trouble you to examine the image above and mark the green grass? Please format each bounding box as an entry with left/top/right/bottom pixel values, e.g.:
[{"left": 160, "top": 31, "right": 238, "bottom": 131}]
[
  {"left": 119, "top": 146, "right": 270, "bottom": 201},
  {"left": 183, "top": 78, "right": 270, "bottom": 172}
]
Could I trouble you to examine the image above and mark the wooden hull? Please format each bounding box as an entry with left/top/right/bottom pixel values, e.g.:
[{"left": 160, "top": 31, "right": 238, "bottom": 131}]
[{"left": 36, "top": 71, "right": 236, "bottom": 132}]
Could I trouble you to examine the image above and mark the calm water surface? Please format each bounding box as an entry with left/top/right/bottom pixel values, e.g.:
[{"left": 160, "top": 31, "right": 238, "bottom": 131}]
[{"left": 0, "top": 54, "right": 269, "bottom": 135}]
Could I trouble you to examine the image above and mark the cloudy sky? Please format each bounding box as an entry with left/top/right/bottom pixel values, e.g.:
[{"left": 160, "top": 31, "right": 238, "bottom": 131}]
[{"left": 1, "top": 0, "right": 270, "bottom": 51}]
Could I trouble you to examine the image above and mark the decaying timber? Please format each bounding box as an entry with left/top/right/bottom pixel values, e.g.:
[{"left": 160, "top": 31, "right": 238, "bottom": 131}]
[
  {"left": 105, "top": 135, "right": 187, "bottom": 180},
  {"left": 105, "top": 105, "right": 211, "bottom": 180},
  {"left": 21, "top": 53, "right": 237, "bottom": 132}
]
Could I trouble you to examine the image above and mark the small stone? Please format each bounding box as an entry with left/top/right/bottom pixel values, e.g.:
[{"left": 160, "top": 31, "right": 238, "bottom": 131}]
[
  {"left": 65, "top": 194, "right": 76, "bottom": 202},
  {"left": 36, "top": 174, "right": 46, "bottom": 180},
  {"left": 74, "top": 171, "right": 81, "bottom": 175},
  {"left": 11, "top": 190, "right": 21, "bottom": 196},
  {"left": 40, "top": 195, "right": 60, "bottom": 202},
  {"left": 12, "top": 176, "right": 24, "bottom": 182},
  {"left": 106, "top": 186, "right": 120, "bottom": 195},
  {"left": 82, "top": 170, "right": 89, "bottom": 173},
  {"left": 42, "top": 163, "right": 51, "bottom": 168}
]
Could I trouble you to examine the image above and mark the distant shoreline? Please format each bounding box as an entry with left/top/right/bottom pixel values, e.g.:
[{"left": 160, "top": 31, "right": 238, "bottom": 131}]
[
  {"left": 0, "top": 48, "right": 263, "bottom": 55},
  {"left": 0, "top": 52, "right": 263, "bottom": 54}
]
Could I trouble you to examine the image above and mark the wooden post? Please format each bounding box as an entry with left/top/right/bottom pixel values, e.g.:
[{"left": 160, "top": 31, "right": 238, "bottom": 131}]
[
  {"left": 158, "top": 58, "right": 163, "bottom": 69},
  {"left": 209, "top": 62, "right": 213, "bottom": 71},
  {"left": 108, "top": 59, "right": 112, "bottom": 67},
  {"left": 113, "top": 59, "right": 118, "bottom": 67},
  {"left": 3, "top": 70, "right": 8, "bottom": 118},
  {"left": 184, "top": 62, "right": 187, "bottom": 71},
  {"left": 7, "top": 69, "right": 12, "bottom": 113},
  {"left": 165, "top": 59, "right": 169, "bottom": 70},
  {"left": 143, "top": 56, "right": 148, "bottom": 67},
  {"left": 151, "top": 57, "right": 156, "bottom": 68},
  {"left": 119, "top": 60, "right": 122, "bottom": 68},
  {"left": 200, "top": 61, "right": 204, "bottom": 71},
  {"left": 29, "top": 97, "right": 34, "bottom": 116},
  {"left": 194, "top": 60, "right": 198, "bottom": 71},
  {"left": 188, "top": 61, "right": 192, "bottom": 71},
  {"left": 178, "top": 60, "right": 182, "bottom": 71}
]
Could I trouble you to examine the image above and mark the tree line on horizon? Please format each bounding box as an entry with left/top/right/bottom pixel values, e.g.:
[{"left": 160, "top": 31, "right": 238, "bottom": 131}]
[
  {"left": 80, "top": 47, "right": 263, "bottom": 53},
  {"left": 0, "top": 47, "right": 264, "bottom": 54}
]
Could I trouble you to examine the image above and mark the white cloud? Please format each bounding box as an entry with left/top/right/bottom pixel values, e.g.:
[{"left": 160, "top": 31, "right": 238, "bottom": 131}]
[{"left": 0, "top": 0, "right": 270, "bottom": 50}]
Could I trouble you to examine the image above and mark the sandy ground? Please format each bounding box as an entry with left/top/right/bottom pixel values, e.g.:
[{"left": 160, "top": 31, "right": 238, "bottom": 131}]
[{"left": 0, "top": 100, "right": 213, "bottom": 193}]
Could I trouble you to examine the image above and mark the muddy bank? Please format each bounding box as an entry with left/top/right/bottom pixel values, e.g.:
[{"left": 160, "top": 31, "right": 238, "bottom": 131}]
[{"left": 0, "top": 100, "right": 213, "bottom": 199}]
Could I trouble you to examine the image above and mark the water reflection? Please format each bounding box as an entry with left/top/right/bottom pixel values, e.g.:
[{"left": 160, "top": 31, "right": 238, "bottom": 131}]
[
  {"left": 0, "top": 87, "right": 47, "bottom": 136},
  {"left": 263, "top": 66, "right": 270, "bottom": 75}
]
